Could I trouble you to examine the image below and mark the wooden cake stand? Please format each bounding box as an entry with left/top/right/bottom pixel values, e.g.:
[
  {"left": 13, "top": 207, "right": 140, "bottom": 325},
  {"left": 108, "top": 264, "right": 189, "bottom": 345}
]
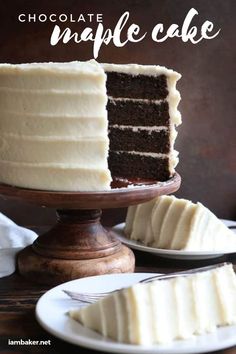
[{"left": 0, "top": 173, "right": 181, "bottom": 285}]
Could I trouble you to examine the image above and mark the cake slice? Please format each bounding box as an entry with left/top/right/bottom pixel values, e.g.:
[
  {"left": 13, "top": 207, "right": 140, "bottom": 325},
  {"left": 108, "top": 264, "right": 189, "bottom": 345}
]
[
  {"left": 69, "top": 263, "right": 236, "bottom": 345},
  {"left": 125, "top": 195, "right": 236, "bottom": 251}
]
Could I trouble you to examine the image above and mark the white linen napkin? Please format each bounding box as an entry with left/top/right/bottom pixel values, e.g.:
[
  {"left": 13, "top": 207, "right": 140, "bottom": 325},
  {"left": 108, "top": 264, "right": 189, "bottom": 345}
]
[{"left": 0, "top": 212, "right": 37, "bottom": 277}]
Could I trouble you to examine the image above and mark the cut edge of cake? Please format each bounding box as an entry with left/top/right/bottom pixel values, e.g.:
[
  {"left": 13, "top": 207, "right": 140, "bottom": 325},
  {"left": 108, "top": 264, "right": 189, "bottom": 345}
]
[{"left": 103, "top": 62, "right": 181, "bottom": 182}]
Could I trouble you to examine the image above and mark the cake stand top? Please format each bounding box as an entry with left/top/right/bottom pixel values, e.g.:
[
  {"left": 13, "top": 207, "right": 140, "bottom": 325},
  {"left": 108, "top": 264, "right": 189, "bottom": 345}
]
[{"left": 0, "top": 173, "right": 181, "bottom": 209}]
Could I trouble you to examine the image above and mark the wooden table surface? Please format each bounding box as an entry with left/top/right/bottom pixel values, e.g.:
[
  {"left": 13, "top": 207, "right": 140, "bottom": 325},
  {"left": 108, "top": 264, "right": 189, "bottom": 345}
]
[{"left": 0, "top": 226, "right": 236, "bottom": 354}]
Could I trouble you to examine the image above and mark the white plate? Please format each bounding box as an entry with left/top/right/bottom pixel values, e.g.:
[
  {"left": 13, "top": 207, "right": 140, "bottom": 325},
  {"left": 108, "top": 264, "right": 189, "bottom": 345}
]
[
  {"left": 112, "top": 219, "right": 236, "bottom": 260},
  {"left": 36, "top": 273, "right": 236, "bottom": 354}
]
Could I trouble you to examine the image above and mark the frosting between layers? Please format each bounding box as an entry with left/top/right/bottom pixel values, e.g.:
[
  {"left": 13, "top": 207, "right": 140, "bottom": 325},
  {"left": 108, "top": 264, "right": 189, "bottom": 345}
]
[
  {"left": 110, "top": 150, "right": 179, "bottom": 172},
  {"left": 111, "top": 150, "right": 177, "bottom": 158},
  {"left": 109, "top": 124, "right": 179, "bottom": 171},
  {"left": 108, "top": 96, "right": 165, "bottom": 104},
  {"left": 108, "top": 91, "right": 181, "bottom": 127}
]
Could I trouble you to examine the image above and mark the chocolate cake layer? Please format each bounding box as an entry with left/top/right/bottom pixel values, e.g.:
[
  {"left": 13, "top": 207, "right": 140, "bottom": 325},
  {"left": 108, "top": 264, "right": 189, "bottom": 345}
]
[
  {"left": 109, "top": 127, "right": 170, "bottom": 154},
  {"left": 108, "top": 151, "right": 170, "bottom": 181},
  {"left": 107, "top": 100, "right": 170, "bottom": 127},
  {"left": 106, "top": 72, "right": 168, "bottom": 100}
]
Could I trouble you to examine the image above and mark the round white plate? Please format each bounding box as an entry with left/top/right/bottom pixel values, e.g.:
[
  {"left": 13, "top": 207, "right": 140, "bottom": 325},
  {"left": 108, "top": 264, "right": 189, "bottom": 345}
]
[
  {"left": 112, "top": 219, "right": 236, "bottom": 260},
  {"left": 36, "top": 273, "right": 236, "bottom": 354}
]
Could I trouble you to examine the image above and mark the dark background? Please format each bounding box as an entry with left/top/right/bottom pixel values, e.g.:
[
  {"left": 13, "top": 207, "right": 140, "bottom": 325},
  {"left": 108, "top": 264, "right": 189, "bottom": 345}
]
[{"left": 0, "top": 0, "right": 235, "bottom": 226}]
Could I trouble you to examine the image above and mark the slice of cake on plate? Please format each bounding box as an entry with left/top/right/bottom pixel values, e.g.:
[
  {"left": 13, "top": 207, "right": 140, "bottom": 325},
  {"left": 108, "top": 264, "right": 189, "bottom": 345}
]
[
  {"left": 125, "top": 195, "right": 236, "bottom": 251},
  {"left": 69, "top": 263, "right": 236, "bottom": 345},
  {"left": 0, "top": 60, "right": 181, "bottom": 191}
]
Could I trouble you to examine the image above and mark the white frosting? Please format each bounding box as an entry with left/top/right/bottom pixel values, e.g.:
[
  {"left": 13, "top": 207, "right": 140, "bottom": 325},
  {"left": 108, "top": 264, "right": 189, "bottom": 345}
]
[
  {"left": 0, "top": 112, "right": 107, "bottom": 137},
  {"left": 69, "top": 263, "right": 236, "bottom": 345},
  {"left": 108, "top": 96, "right": 165, "bottom": 104},
  {"left": 102, "top": 62, "right": 181, "bottom": 80},
  {"left": 0, "top": 160, "right": 111, "bottom": 192},
  {"left": 168, "top": 149, "right": 179, "bottom": 174},
  {"left": 0, "top": 60, "right": 103, "bottom": 76},
  {"left": 0, "top": 60, "right": 112, "bottom": 191},
  {"left": 112, "top": 149, "right": 179, "bottom": 160},
  {"left": 0, "top": 89, "right": 107, "bottom": 116},
  {"left": 0, "top": 134, "right": 109, "bottom": 165},
  {"left": 125, "top": 196, "right": 236, "bottom": 251},
  {"left": 124, "top": 205, "right": 138, "bottom": 235}
]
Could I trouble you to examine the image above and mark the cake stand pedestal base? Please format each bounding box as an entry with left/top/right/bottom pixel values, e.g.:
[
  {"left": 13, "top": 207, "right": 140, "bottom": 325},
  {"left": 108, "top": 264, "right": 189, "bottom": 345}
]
[
  {"left": 17, "top": 209, "right": 135, "bottom": 285},
  {"left": 18, "top": 245, "right": 133, "bottom": 285},
  {"left": 0, "top": 173, "right": 181, "bottom": 285}
]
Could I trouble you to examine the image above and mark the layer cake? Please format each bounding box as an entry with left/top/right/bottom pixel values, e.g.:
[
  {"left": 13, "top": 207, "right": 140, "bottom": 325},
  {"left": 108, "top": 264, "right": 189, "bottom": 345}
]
[
  {"left": 69, "top": 263, "right": 236, "bottom": 345},
  {"left": 0, "top": 60, "right": 181, "bottom": 191},
  {"left": 125, "top": 195, "right": 236, "bottom": 251}
]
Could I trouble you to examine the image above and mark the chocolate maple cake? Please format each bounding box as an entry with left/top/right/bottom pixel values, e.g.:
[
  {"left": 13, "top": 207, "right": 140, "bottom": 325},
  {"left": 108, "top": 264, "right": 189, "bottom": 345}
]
[{"left": 0, "top": 61, "right": 181, "bottom": 191}]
